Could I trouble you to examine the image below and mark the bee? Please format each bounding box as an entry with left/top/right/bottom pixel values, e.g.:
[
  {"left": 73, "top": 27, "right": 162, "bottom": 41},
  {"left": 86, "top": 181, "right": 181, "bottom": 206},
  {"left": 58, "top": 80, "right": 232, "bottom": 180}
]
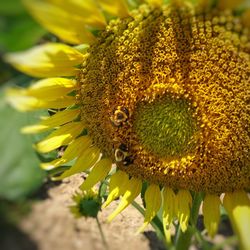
[
  {"left": 114, "top": 143, "right": 128, "bottom": 162},
  {"left": 114, "top": 143, "right": 133, "bottom": 166},
  {"left": 110, "top": 106, "right": 129, "bottom": 127},
  {"left": 123, "top": 156, "right": 134, "bottom": 166}
]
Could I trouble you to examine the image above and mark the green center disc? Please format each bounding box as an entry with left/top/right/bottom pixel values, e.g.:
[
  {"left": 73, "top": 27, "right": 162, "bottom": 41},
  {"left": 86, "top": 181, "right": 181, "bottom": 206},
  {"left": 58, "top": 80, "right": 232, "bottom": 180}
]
[{"left": 133, "top": 96, "right": 199, "bottom": 158}]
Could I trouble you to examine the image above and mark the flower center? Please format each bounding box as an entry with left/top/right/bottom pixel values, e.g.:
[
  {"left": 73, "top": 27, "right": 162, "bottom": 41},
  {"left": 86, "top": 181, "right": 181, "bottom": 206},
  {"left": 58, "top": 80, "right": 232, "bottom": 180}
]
[
  {"left": 78, "top": 3, "right": 250, "bottom": 193},
  {"left": 133, "top": 96, "right": 198, "bottom": 158}
]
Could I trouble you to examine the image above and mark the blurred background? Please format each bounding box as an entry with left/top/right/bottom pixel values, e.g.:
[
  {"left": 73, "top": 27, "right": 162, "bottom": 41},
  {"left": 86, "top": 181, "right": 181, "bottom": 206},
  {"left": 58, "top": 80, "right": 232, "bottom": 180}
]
[{"left": 0, "top": 0, "right": 48, "bottom": 247}]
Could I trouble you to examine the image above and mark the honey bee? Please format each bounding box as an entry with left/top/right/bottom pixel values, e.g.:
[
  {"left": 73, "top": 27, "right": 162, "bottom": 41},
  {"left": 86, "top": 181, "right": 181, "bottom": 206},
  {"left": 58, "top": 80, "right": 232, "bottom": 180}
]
[{"left": 110, "top": 106, "right": 129, "bottom": 127}]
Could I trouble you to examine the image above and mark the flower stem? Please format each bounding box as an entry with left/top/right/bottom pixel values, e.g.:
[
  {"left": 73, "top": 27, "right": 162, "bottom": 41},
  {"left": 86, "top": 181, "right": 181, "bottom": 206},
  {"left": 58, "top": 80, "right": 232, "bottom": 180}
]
[
  {"left": 175, "top": 225, "right": 194, "bottom": 250},
  {"left": 96, "top": 216, "right": 109, "bottom": 250}
]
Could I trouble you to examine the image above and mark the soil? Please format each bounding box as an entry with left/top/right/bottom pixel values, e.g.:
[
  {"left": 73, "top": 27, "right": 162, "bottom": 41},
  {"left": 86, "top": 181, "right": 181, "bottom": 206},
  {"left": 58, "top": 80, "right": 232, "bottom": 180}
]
[
  {"left": 1, "top": 175, "right": 165, "bottom": 250},
  {"left": 0, "top": 175, "right": 236, "bottom": 250}
]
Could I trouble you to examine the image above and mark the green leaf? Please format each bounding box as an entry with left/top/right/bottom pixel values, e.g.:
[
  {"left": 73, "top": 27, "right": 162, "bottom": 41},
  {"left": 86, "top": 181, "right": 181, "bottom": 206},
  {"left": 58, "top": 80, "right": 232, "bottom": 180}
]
[
  {"left": 0, "top": 0, "right": 46, "bottom": 52},
  {"left": 0, "top": 14, "right": 46, "bottom": 52},
  {"left": 0, "top": 89, "right": 45, "bottom": 201},
  {"left": 0, "top": 0, "right": 25, "bottom": 16}
]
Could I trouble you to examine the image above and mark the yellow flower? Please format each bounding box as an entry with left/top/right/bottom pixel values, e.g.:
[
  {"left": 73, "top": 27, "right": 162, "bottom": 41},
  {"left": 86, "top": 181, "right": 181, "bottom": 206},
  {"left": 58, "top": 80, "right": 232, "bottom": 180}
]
[{"left": 5, "top": 0, "right": 250, "bottom": 247}]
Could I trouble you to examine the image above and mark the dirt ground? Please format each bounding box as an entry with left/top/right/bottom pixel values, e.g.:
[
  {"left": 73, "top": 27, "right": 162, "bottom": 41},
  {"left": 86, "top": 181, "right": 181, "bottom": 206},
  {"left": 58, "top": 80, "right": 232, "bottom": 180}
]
[
  {"left": 1, "top": 175, "right": 237, "bottom": 250},
  {"left": 1, "top": 175, "right": 166, "bottom": 250}
]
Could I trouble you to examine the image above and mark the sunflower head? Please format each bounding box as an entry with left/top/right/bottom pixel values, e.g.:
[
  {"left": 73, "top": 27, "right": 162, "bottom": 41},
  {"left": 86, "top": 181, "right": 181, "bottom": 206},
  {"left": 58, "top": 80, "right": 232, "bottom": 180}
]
[
  {"left": 4, "top": 0, "right": 250, "bottom": 247},
  {"left": 78, "top": 2, "right": 250, "bottom": 194}
]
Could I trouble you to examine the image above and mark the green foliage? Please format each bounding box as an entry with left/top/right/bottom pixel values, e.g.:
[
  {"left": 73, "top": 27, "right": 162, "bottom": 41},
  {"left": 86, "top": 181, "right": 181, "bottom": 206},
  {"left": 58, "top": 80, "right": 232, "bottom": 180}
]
[
  {"left": 0, "top": 89, "right": 45, "bottom": 201},
  {"left": 0, "top": 0, "right": 46, "bottom": 52},
  {"left": 0, "top": 199, "right": 31, "bottom": 225}
]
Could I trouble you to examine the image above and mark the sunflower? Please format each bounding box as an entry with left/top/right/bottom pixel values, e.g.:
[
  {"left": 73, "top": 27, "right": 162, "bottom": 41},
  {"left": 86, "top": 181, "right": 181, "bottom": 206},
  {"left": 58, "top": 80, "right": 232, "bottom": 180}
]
[{"left": 5, "top": 0, "right": 250, "bottom": 248}]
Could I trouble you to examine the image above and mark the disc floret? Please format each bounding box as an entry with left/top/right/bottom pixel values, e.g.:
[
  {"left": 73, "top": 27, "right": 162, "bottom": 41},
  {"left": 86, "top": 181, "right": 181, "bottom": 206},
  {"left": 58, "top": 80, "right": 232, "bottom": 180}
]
[{"left": 79, "top": 3, "right": 250, "bottom": 194}]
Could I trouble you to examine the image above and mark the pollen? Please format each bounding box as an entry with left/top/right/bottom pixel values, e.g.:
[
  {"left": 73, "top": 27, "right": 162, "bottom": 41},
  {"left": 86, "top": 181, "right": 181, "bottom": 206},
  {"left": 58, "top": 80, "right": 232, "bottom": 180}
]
[{"left": 78, "top": 3, "right": 250, "bottom": 194}]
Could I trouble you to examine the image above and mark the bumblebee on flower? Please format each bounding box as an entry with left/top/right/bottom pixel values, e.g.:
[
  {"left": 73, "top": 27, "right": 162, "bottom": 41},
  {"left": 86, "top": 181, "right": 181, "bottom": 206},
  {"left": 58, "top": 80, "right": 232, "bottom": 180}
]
[{"left": 5, "top": 0, "right": 250, "bottom": 249}]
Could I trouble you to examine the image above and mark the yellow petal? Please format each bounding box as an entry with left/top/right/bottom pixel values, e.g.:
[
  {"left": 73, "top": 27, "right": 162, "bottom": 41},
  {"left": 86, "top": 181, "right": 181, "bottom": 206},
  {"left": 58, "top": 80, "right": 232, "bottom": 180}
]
[
  {"left": 22, "top": 109, "right": 80, "bottom": 134},
  {"left": 145, "top": 0, "right": 163, "bottom": 7},
  {"left": 223, "top": 191, "right": 250, "bottom": 250},
  {"left": 202, "top": 194, "right": 221, "bottom": 238},
  {"left": 217, "top": 0, "right": 244, "bottom": 10},
  {"left": 23, "top": 0, "right": 96, "bottom": 45},
  {"left": 98, "top": 0, "right": 129, "bottom": 18},
  {"left": 48, "top": 0, "right": 106, "bottom": 29},
  {"left": 108, "top": 177, "right": 142, "bottom": 221},
  {"left": 57, "top": 146, "right": 100, "bottom": 179},
  {"left": 26, "top": 78, "right": 77, "bottom": 100},
  {"left": 36, "top": 122, "right": 83, "bottom": 153},
  {"left": 41, "top": 136, "right": 91, "bottom": 170},
  {"left": 32, "top": 97, "right": 76, "bottom": 110},
  {"left": 175, "top": 190, "right": 192, "bottom": 232},
  {"left": 6, "top": 88, "right": 37, "bottom": 111},
  {"left": 102, "top": 171, "right": 130, "bottom": 208},
  {"left": 4, "top": 43, "right": 84, "bottom": 77},
  {"left": 6, "top": 88, "right": 76, "bottom": 111},
  {"left": 137, "top": 184, "right": 162, "bottom": 232},
  {"left": 80, "top": 158, "right": 112, "bottom": 190},
  {"left": 162, "top": 187, "right": 176, "bottom": 243}
]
